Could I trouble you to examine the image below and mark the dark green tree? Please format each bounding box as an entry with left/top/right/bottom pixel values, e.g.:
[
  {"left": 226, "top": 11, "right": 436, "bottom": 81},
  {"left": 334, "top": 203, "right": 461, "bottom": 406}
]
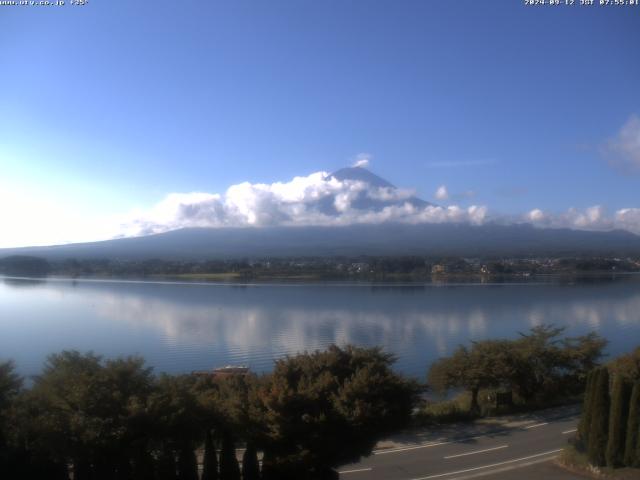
[
  {"left": 0, "top": 360, "right": 22, "bottom": 476},
  {"left": 429, "top": 340, "right": 513, "bottom": 414},
  {"left": 149, "top": 374, "right": 206, "bottom": 475},
  {"left": 624, "top": 382, "right": 640, "bottom": 467},
  {"left": 156, "top": 448, "right": 177, "bottom": 480},
  {"left": 241, "top": 443, "right": 260, "bottom": 480},
  {"left": 510, "top": 325, "right": 568, "bottom": 403},
  {"left": 259, "top": 450, "right": 277, "bottom": 480},
  {"left": 201, "top": 430, "right": 219, "bottom": 480},
  {"left": 609, "top": 347, "right": 640, "bottom": 382},
  {"left": 130, "top": 448, "right": 155, "bottom": 480},
  {"left": 577, "top": 369, "right": 596, "bottom": 448},
  {"left": 27, "top": 351, "right": 155, "bottom": 479},
  {"left": 588, "top": 367, "right": 610, "bottom": 467},
  {"left": 561, "top": 332, "right": 608, "bottom": 393},
  {"left": 177, "top": 446, "right": 198, "bottom": 480},
  {"left": 219, "top": 431, "right": 241, "bottom": 480},
  {"left": 258, "top": 345, "right": 420, "bottom": 478},
  {"left": 606, "top": 375, "right": 632, "bottom": 467}
]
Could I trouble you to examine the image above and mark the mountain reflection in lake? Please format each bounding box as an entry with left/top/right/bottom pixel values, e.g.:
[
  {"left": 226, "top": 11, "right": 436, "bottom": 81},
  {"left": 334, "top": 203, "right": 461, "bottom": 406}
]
[{"left": 1, "top": 276, "right": 640, "bottom": 378}]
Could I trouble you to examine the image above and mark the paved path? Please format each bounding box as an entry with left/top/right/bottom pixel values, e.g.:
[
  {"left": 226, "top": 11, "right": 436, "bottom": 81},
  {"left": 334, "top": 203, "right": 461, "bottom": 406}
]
[{"left": 338, "top": 405, "right": 585, "bottom": 480}]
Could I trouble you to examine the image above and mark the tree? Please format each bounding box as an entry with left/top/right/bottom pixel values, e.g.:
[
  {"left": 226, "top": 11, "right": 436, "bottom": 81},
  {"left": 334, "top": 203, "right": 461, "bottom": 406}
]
[
  {"left": 577, "top": 369, "right": 596, "bottom": 448},
  {"left": 242, "top": 443, "right": 260, "bottom": 480},
  {"left": 588, "top": 368, "right": 610, "bottom": 467},
  {"left": 219, "top": 431, "right": 241, "bottom": 480},
  {"left": 609, "top": 347, "right": 640, "bottom": 382},
  {"left": 0, "top": 361, "right": 22, "bottom": 414},
  {"left": 510, "top": 325, "right": 568, "bottom": 403},
  {"left": 0, "top": 255, "right": 51, "bottom": 276},
  {"left": 0, "top": 361, "right": 23, "bottom": 478},
  {"left": 561, "top": 332, "right": 608, "bottom": 392},
  {"left": 258, "top": 345, "right": 420, "bottom": 478},
  {"left": 177, "top": 446, "right": 198, "bottom": 480},
  {"left": 26, "top": 351, "right": 156, "bottom": 480},
  {"left": 428, "top": 340, "right": 513, "bottom": 414},
  {"left": 606, "top": 375, "right": 632, "bottom": 467},
  {"left": 429, "top": 326, "right": 607, "bottom": 410},
  {"left": 624, "top": 382, "right": 640, "bottom": 467},
  {"left": 201, "top": 430, "right": 219, "bottom": 480},
  {"left": 156, "top": 448, "right": 178, "bottom": 480},
  {"left": 149, "top": 374, "right": 206, "bottom": 459}
]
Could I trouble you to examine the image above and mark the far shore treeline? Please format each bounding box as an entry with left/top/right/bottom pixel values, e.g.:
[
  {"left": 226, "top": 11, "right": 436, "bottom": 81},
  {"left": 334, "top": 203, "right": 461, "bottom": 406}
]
[
  {"left": 1, "top": 326, "right": 622, "bottom": 479},
  {"left": 1, "top": 254, "right": 640, "bottom": 281}
]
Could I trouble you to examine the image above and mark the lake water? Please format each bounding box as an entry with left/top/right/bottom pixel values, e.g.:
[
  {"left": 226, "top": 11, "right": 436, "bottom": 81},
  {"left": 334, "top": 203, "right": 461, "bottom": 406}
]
[{"left": 1, "top": 275, "right": 640, "bottom": 379}]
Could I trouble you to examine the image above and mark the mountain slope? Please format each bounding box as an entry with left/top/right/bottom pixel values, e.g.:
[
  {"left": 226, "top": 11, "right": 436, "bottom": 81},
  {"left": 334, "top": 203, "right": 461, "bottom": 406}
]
[{"left": 2, "top": 223, "right": 640, "bottom": 260}]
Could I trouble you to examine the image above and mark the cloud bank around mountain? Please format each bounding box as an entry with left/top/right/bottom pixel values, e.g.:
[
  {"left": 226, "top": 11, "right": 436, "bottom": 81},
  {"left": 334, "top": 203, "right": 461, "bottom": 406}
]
[
  {"left": 121, "top": 171, "right": 489, "bottom": 236},
  {"left": 119, "top": 168, "right": 640, "bottom": 238},
  {"left": 524, "top": 205, "right": 640, "bottom": 234}
]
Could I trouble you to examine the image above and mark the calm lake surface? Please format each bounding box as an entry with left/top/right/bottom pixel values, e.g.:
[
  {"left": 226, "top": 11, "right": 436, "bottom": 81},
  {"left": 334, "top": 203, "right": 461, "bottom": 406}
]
[{"left": 2, "top": 275, "right": 640, "bottom": 379}]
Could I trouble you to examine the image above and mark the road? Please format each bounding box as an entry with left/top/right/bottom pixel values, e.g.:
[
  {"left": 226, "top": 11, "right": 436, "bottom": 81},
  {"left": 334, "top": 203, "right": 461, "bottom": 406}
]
[{"left": 338, "top": 406, "right": 585, "bottom": 480}]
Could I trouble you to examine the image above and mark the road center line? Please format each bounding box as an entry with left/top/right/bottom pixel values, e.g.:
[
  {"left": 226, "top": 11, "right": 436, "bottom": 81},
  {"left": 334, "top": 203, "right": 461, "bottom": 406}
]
[
  {"left": 410, "top": 449, "right": 563, "bottom": 480},
  {"left": 338, "top": 467, "right": 373, "bottom": 474},
  {"left": 524, "top": 422, "right": 548, "bottom": 429},
  {"left": 444, "top": 444, "right": 508, "bottom": 459},
  {"left": 562, "top": 428, "right": 577, "bottom": 434},
  {"left": 374, "top": 440, "right": 453, "bottom": 455}
]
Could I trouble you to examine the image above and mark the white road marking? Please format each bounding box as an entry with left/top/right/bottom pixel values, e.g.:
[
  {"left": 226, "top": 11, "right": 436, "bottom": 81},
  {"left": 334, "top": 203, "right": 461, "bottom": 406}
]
[
  {"left": 338, "top": 467, "right": 373, "bottom": 474},
  {"left": 442, "top": 455, "right": 559, "bottom": 480},
  {"left": 444, "top": 445, "right": 508, "bottom": 459},
  {"left": 524, "top": 422, "right": 548, "bottom": 429},
  {"left": 372, "top": 417, "right": 577, "bottom": 456},
  {"left": 410, "top": 449, "right": 563, "bottom": 480},
  {"left": 374, "top": 440, "right": 454, "bottom": 455},
  {"left": 562, "top": 428, "right": 577, "bottom": 434}
]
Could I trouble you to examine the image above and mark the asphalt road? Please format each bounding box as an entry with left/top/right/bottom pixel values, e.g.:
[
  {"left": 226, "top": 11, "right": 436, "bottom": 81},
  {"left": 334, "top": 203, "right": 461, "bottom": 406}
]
[{"left": 338, "top": 408, "right": 584, "bottom": 480}]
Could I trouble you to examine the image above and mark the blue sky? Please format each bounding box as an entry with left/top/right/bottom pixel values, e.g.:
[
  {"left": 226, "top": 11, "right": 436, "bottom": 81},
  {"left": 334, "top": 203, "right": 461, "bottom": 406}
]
[{"left": 1, "top": 0, "right": 639, "bottom": 247}]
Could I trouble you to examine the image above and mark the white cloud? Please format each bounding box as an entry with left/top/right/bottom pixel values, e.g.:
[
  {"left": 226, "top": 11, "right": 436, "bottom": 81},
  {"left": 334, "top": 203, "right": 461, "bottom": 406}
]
[
  {"left": 602, "top": 114, "right": 640, "bottom": 173},
  {"left": 434, "top": 185, "right": 449, "bottom": 201},
  {"left": 527, "top": 208, "right": 546, "bottom": 223},
  {"left": 615, "top": 208, "right": 640, "bottom": 232},
  {"left": 123, "top": 171, "right": 488, "bottom": 236},
  {"left": 352, "top": 152, "right": 371, "bottom": 168},
  {"left": 525, "top": 205, "right": 640, "bottom": 234}
]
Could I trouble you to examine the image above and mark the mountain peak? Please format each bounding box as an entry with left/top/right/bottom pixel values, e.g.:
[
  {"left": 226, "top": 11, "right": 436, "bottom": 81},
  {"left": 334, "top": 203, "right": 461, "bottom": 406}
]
[{"left": 328, "top": 167, "right": 396, "bottom": 189}]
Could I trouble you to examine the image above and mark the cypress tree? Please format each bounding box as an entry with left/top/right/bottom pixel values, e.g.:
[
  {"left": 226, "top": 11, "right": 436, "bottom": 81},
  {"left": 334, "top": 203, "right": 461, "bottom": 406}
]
[
  {"left": 588, "top": 367, "right": 610, "bottom": 467},
  {"left": 625, "top": 383, "right": 640, "bottom": 467},
  {"left": 219, "top": 431, "right": 241, "bottom": 480},
  {"left": 606, "top": 375, "right": 632, "bottom": 467},
  {"left": 202, "top": 431, "right": 219, "bottom": 480},
  {"left": 259, "top": 450, "right": 277, "bottom": 480},
  {"left": 578, "top": 369, "right": 596, "bottom": 448},
  {"left": 156, "top": 448, "right": 177, "bottom": 480},
  {"left": 131, "top": 448, "right": 155, "bottom": 480},
  {"left": 241, "top": 443, "right": 260, "bottom": 480},
  {"left": 177, "top": 446, "right": 198, "bottom": 480},
  {"left": 115, "top": 455, "right": 132, "bottom": 480}
]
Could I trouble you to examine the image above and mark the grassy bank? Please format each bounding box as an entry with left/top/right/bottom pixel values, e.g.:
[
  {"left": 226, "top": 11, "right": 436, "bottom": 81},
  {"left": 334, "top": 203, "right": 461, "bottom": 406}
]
[{"left": 557, "top": 446, "right": 640, "bottom": 479}]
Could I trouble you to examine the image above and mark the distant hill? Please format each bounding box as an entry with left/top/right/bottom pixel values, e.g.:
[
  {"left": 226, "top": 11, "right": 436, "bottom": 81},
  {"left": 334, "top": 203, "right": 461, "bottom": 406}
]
[
  {"left": 2, "top": 223, "right": 640, "bottom": 261},
  {"left": 3, "top": 166, "right": 640, "bottom": 261}
]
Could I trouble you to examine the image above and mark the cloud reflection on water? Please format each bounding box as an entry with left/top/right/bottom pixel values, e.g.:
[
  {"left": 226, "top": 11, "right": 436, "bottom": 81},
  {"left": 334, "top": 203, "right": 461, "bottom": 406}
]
[{"left": 3, "top": 278, "right": 640, "bottom": 377}]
